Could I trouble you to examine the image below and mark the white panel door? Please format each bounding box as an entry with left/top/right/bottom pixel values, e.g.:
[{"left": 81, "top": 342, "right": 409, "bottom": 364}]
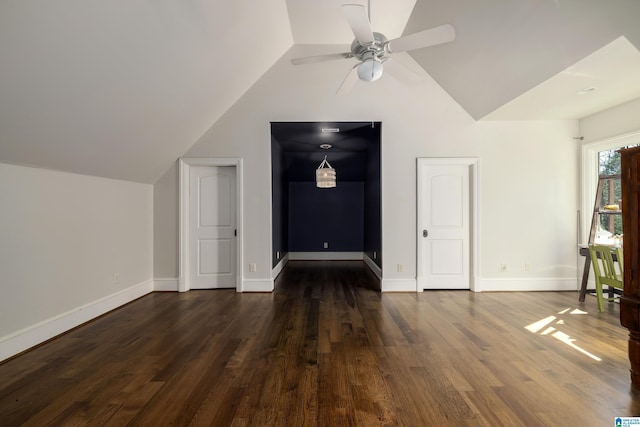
[
  {"left": 418, "top": 161, "right": 470, "bottom": 290},
  {"left": 189, "top": 166, "right": 236, "bottom": 289}
]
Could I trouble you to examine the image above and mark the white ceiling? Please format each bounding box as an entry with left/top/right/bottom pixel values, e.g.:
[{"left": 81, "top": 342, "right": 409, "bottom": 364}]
[
  {"left": 0, "top": 0, "right": 293, "bottom": 183},
  {"left": 288, "top": 0, "right": 640, "bottom": 121},
  {"left": 482, "top": 36, "right": 640, "bottom": 121},
  {"left": 1, "top": 0, "right": 639, "bottom": 183},
  {"left": 287, "top": 0, "right": 416, "bottom": 44},
  {"left": 404, "top": 0, "right": 640, "bottom": 120}
]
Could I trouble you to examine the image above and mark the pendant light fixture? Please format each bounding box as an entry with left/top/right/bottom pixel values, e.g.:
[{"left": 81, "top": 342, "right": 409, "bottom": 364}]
[{"left": 316, "top": 145, "right": 336, "bottom": 188}]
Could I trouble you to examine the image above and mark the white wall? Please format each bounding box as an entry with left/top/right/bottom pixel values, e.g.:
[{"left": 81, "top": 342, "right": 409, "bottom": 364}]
[
  {"left": 476, "top": 121, "right": 580, "bottom": 290},
  {"left": 580, "top": 97, "right": 640, "bottom": 144},
  {"left": 0, "top": 163, "right": 153, "bottom": 360},
  {"left": 154, "top": 162, "right": 178, "bottom": 279},
  {"left": 153, "top": 44, "right": 580, "bottom": 292}
]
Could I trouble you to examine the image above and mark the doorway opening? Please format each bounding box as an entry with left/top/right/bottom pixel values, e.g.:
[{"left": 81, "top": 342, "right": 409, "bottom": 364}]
[{"left": 270, "top": 122, "right": 382, "bottom": 285}]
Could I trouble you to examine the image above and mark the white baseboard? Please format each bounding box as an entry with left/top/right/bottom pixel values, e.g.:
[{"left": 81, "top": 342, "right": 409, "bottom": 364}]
[
  {"left": 363, "top": 254, "right": 382, "bottom": 279},
  {"left": 289, "top": 252, "right": 364, "bottom": 261},
  {"left": 476, "top": 277, "right": 579, "bottom": 292},
  {"left": 153, "top": 276, "right": 283, "bottom": 293},
  {"left": 153, "top": 278, "right": 179, "bottom": 291},
  {"left": 271, "top": 254, "right": 289, "bottom": 280},
  {"left": 381, "top": 278, "right": 417, "bottom": 292},
  {"left": 242, "top": 279, "right": 274, "bottom": 292},
  {"left": 0, "top": 279, "right": 154, "bottom": 363}
]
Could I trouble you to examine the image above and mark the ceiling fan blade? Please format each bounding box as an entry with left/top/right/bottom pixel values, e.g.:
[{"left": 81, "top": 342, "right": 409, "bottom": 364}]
[
  {"left": 387, "top": 24, "right": 455, "bottom": 53},
  {"left": 342, "top": 4, "right": 375, "bottom": 46},
  {"left": 336, "top": 65, "right": 359, "bottom": 95},
  {"left": 291, "top": 52, "right": 353, "bottom": 65},
  {"left": 382, "top": 57, "right": 423, "bottom": 86}
]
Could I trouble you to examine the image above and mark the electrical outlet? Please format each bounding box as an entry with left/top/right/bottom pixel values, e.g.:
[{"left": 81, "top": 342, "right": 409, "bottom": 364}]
[
  {"left": 397, "top": 263, "right": 403, "bottom": 272},
  {"left": 324, "top": 242, "right": 328, "bottom": 249},
  {"left": 525, "top": 263, "right": 531, "bottom": 272},
  {"left": 500, "top": 264, "right": 507, "bottom": 272},
  {"left": 114, "top": 274, "right": 120, "bottom": 284},
  {"left": 249, "top": 263, "right": 257, "bottom": 272}
]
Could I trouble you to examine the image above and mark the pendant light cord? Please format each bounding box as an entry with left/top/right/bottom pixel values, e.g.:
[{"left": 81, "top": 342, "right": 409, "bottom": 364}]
[{"left": 317, "top": 155, "right": 333, "bottom": 170}]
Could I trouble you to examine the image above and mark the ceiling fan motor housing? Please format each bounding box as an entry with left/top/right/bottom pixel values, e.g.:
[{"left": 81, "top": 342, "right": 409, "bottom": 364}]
[
  {"left": 352, "top": 32, "right": 388, "bottom": 82},
  {"left": 351, "top": 32, "right": 388, "bottom": 61}
]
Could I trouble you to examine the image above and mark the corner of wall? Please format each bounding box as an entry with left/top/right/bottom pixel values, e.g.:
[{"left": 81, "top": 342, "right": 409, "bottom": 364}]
[
  {"left": 272, "top": 253, "right": 289, "bottom": 281},
  {"left": 0, "top": 280, "right": 154, "bottom": 363},
  {"left": 476, "top": 277, "right": 578, "bottom": 291},
  {"left": 242, "top": 279, "right": 275, "bottom": 292},
  {"left": 363, "top": 253, "right": 382, "bottom": 280},
  {"left": 153, "top": 278, "right": 179, "bottom": 292},
  {"left": 381, "top": 278, "right": 417, "bottom": 292}
]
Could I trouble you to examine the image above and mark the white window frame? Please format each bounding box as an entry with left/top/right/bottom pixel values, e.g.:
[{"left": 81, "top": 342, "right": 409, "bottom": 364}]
[{"left": 580, "top": 131, "right": 640, "bottom": 244}]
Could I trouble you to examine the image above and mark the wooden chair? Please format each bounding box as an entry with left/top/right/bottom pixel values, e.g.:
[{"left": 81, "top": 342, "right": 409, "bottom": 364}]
[{"left": 588, "top": 244, "right": 624, "bottom": 312}]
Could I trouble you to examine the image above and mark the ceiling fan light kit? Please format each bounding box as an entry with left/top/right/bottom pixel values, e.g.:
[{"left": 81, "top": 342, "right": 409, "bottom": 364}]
[
  {"left": 357, "top": 56, "right": 383, "bottom": 82},
  {"left": 291, "top": 3, "right": 456, "bottom": 94}
]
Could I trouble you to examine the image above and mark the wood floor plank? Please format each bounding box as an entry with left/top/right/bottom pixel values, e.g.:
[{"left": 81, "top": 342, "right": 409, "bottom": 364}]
[{"left": 1, "top": 260, "right": 640, "bottom": 426}]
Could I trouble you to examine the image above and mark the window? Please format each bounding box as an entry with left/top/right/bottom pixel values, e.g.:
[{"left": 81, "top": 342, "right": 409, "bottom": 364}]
[
  {"left": 580, "top": 132, "right": 640, "bottom": 245},
  {"left": 597, "top": 148, "right": 622, "bottom": 238},
  {"left": 599, "top": 148, "right": 621, "bottom": 175}
]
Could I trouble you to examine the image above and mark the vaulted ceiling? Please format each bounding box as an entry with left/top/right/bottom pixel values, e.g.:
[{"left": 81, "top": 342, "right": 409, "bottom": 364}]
[{"left": 1, "top": 0, "right": 639, "bottom": 184}]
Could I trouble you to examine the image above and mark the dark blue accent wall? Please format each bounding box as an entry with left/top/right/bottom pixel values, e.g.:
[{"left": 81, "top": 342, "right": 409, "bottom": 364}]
[
  {"left": 364, "top": 126, "right": 382, "bottom": 268},
  {"left": 288, "top": 182, "right": 364, "bottom": 252},
  {"left": 271, "top": 137, "right": 288, "bottom": 267}
]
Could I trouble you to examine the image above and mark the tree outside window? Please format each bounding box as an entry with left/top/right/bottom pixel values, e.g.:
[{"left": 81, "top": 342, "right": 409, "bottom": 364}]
[{"left": 598, "top": 146, "right": 638, "bottom": 236}]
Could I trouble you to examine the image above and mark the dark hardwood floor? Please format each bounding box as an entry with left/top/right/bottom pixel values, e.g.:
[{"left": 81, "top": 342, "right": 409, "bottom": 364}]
[{"left": 1, "top": 260, "right": 639, "bottom": 426}]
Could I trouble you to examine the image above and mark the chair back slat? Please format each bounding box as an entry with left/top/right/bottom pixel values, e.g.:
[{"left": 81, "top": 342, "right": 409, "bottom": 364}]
[{"left": 588, "top": 245, "right": 623, "bottom": 312}]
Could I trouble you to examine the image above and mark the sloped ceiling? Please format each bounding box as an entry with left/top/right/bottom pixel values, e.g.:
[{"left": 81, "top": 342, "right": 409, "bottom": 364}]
[
  {"left": 482, "top": 36, "right": 640, "bottom": 120},
  {"left": 404, "top": 0, "right": 640, "bottom": 120},
  {"left": 288, "top": 0, "right": 640, "bottom": 120},
  {"left": 0, "top": 0, "right": 293, "bottom": 183},
  {"left": 1, "top": 0, "right": 639, "bottom": 184}
]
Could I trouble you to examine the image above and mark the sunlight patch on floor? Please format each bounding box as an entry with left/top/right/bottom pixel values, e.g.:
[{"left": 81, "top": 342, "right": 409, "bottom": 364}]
[{"left": 524, "top": 308, "right": 602, "bottom": 362}]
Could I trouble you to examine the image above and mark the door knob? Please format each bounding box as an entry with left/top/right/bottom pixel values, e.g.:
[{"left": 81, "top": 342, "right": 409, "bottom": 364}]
[{"left": 423, "top": 230, "right": 428, "bottom": 238}]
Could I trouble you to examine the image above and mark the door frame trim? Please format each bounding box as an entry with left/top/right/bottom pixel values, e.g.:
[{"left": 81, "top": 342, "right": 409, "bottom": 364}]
[
  {"left": 179, "top": 158, "right": 243, "bottom": 292},
  {"left": 416, "top": 157, "right": 479, "bottom": 292}
]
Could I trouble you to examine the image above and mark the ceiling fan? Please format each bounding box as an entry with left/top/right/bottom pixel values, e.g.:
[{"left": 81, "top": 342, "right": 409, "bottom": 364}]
[{"left": 290, "top": 2, "right": 456, "bottom": 94}]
